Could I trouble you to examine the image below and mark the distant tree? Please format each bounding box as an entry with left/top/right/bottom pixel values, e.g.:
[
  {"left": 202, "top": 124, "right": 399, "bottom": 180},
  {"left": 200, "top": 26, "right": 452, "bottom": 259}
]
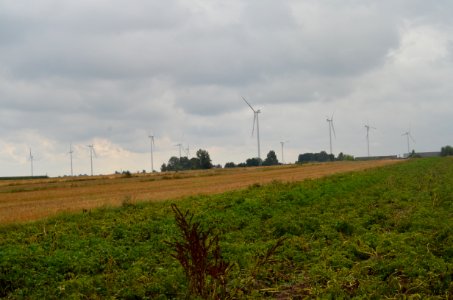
[
  {"left": 161, "top": 149, "right": 213, "bottom": 171},
  {"left": 263, "top": 150, "right": 279, "bottom": 166},
  {"left": 165, "top": 156, "right": 181, "bottom": 171},
  {"left": 196, "top": 149, "right": 213, "bottom": 169},
  {"left": 343, "top": 154, "right": 355, "bottom": 161},
  {"left": 180, "top": 157, "right": 191, "bottom": 170},
  {"left": 246, "top": 157, "right": 262, "bottom": 167},
  {"left": 298, "top": 151, "right": 334, "bottom": 164},
  {"left": 189, "top": 157, "right": 200, "bottom": 169},
  {"left": 336, "top": 152, "right": 354, "bottom": 161},
  {"left": 224, "top": 162, "right": 236, "bottom": 168},
  {"left": 317, "top": 151, "right": 334, "bottom": 162},
  {"left": 441, "top": 145, "right": 453, "bottom": 156},
  {"left": 237, "top": 162, "right": 247, "bottom": 168},
  {"left": 298, "top": 153, "right": 314, "bottom": 163}
]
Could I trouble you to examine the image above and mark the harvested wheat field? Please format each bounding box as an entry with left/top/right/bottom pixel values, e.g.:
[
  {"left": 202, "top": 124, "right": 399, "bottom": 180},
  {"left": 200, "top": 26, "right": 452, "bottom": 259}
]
[{"left": 0, "top": 160, "right": 401, "bottom": 224}]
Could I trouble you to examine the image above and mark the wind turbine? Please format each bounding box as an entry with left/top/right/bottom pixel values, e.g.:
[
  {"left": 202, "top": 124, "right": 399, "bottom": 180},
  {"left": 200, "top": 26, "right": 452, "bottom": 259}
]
[
  {"left": 29, "top": 148, "right": 34, "bottom": 177},
  {"left": 148, "top": 135, "right": 155, "bottom": 173},
  {"left": 88, "top": 144, "right": 96, "bottom": 176},
  {"left": 326, "top": 114, "right": 336, "bottom": 155},
  {"left": 364, "top": 123, "right": 377, "bottom": 157},
  {"left": 175, "top": 143, "right": 182, "bottom": 160},
  {"left": 402, "top": 130, "right": 415, "bottom": 156},
  {"left": 280, "top": 141, "right": 289, "bottom": 164},
  {"left": 69, "top": 144, "right": 74, "bottom": 176},
  {"left": 242, "top": 96, "right": 261, "bottom": 160}
]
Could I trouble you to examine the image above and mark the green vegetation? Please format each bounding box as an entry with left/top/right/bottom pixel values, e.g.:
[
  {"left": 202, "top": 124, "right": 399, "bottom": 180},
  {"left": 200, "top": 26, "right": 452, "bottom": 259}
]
[
  {"left": 1, "top": 158, "right": 452, "bottom": 298},
  {"left": 262, "top": 150, "right": 279, "bottom": 166},
  {"left": 224, "top": 150, "right": 280, "bottom": 168},
  {"left": 298, "top": 151, "right": 356, "bottom": 163},
  {"left": 298, "top": 151, "right": 335, "bottom": 163},
  {"left": 161, "top": 149, "right": 213, "bottom": 172},
  {"left": 441, "top": 145, "right": 453, "bottom": 156}
]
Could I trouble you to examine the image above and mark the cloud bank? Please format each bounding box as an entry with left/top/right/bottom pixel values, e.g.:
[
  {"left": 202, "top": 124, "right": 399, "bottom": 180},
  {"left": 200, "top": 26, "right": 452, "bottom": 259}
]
[{"left": 0, "top": 0, "right": 452, "bottom": 176}]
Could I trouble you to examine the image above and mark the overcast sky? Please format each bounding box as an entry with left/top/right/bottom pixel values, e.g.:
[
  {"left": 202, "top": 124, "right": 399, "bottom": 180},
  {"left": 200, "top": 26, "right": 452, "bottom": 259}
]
[{"left": 1, "top": 0, "right": 452, "bottom": 177}]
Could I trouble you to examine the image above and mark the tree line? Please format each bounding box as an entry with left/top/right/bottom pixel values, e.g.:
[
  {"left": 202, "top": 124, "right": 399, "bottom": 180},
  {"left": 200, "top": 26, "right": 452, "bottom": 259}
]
[
  {"left": 160, "top": 145, "right": 453, "bottom": 172},
  {"left": 297, "top": 151, "right": 354, "bottom": 164},
  {"left": 161, "top": 149, "right": 213, "bottom": 171},
  {"left": 224, "top": 150, "right": 280, "bottom": 168}
]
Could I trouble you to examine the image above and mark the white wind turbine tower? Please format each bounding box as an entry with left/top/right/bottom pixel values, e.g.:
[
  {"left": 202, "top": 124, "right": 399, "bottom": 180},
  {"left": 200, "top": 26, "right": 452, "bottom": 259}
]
[
  {"left": 148, "top": 135, "right": 155, "bottom": 173},
  {"left": 88, "top": 144, "right": 96, "bottom": 176},
  {"left": 242, "top": 96, "right": 261, "bottom": 160},
  {"left": 29, "top": 148, "right": 34, "bottom": 177},
  {"left": 402, "top": 130, "right": 415, "bottom": 156},
  {"left": 69, "top": 144, "right": 74, "bottom": 176},
  {"left": 175, "top": 143, "right": 183, "bottom": 160},
  {"left": 326, "top": 114, "right": 336, "bottom": 155},
  {"left": 280, "top": 141, "right": 289, "bottom": 164},
  {"left": 364, "top": 123, "right": 377, "bottom": 157}
]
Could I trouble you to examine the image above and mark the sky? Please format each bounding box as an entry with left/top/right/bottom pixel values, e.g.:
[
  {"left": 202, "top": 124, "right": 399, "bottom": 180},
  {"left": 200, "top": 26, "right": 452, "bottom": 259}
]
[{"left": 0, "top": 0, "right": 452, "bottom": 177}]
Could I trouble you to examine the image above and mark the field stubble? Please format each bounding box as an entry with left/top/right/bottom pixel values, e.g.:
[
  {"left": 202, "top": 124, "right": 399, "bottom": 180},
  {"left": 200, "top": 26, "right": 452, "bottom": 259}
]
[{"left": 0, "top": 160, "right": 399, "bottom": 224}]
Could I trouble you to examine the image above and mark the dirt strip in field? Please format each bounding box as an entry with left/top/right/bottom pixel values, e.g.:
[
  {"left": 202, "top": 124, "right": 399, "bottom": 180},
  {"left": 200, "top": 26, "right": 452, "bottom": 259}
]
[{"left": 0, "top": 160, "right": 402, "bottom": 224}]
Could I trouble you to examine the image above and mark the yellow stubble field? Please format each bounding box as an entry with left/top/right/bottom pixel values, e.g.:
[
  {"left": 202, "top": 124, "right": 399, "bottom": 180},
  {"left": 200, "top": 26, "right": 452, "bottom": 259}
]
[{"left": 0, "top": 160, "right": 401, "bottom": 224}]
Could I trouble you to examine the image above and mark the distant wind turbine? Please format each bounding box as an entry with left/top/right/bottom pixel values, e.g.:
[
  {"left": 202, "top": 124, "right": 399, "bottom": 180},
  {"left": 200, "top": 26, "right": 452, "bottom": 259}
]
[
  {"left": 326, "top": 114, "right": 336, "bottom": 155},
  {"left": 185, "top": 144, "right": 190, "bottom": 157},
  {"left": 175, "top": 143, "right": 182, "bottom": 160},
  {"left": 402, "top": 130, "right": 416, "bottom": 155},
  {"left": 69, "top": 144, "right": 74, "bottom": 176},
  {"left": 364, "top": 123, "right": 377, "bottom": 157},
  {"left": 88, "top": 144, "right": 96, "bottom": 176},
  {"left": 148, "top": 135, "right": 155, "bottom": 172},
  {"left": 242, "top": 96, "right": 261, "bottom": 160},
  {"left": 280, "top": 141, "right": 289, "bottom": 164},
  {"left": 29, "top": 148, "right": 34, "bottom": 177}
]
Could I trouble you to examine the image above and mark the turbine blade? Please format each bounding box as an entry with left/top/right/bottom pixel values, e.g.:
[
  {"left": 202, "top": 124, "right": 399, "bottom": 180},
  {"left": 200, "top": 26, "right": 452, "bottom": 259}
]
[
  {"left": 242, "top": 96, "right": 256, "bottom": 112},
  {"left": 410, "top": 134, "right": 416, "bottom": 143}
]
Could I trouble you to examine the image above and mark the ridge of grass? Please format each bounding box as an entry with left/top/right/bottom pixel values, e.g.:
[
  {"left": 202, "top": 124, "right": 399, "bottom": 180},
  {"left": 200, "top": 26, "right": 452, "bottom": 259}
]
[{"left": 0, "top": 157, "right": 452, "bottom": 298}]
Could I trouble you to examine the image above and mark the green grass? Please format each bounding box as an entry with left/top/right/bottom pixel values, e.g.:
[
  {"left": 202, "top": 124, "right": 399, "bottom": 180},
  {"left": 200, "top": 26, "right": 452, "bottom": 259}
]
[{"left": 1, "top": 158, "right": 452, "bottom": 298}]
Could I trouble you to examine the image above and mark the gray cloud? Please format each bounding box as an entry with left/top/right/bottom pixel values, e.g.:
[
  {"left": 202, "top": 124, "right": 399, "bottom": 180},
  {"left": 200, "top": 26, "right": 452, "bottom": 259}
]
[{"left": 0, "top": 0, "right": 452, "bottom": 176}]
